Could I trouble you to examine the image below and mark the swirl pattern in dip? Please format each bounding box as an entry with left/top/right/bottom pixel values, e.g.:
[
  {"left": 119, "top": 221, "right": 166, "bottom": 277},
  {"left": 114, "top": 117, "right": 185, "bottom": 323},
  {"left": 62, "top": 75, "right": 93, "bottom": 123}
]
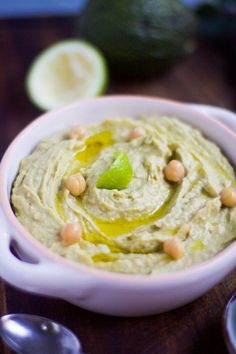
[{"left": 11, "top": 116, "right": 236, "bottom": 274}]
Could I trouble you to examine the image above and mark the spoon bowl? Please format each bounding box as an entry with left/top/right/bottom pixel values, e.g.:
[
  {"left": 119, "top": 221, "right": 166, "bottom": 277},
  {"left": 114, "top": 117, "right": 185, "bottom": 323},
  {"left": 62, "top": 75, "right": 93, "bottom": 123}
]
[
  {"left": 0, "top": 314, "right": 83, "bottom": 354},
  {"left": 223, "top": 292, "right": 236, "bottom": 354}
]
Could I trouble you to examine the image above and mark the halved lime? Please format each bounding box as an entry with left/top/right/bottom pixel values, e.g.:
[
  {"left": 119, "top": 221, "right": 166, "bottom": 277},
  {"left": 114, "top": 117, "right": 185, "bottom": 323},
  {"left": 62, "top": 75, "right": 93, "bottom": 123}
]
[
  {"left": 96, "top": 151, "right": 133, "bottom": 190},
  {"left": 26, "top": 40, "right": 109, "bottom": 111}
]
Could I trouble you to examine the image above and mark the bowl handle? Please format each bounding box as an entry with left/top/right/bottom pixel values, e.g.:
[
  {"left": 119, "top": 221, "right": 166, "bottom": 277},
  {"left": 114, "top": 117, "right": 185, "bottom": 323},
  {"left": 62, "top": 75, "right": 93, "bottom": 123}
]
[{"left": 0, "top": 227, "right": 94, "bottom": 299}]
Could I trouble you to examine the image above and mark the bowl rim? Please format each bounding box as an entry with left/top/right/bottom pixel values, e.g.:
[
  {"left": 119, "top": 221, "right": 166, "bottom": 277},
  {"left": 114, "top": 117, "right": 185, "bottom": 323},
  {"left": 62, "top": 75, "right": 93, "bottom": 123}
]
[{"left": 1, "top": 94, "right": 236, "bottom": 285}]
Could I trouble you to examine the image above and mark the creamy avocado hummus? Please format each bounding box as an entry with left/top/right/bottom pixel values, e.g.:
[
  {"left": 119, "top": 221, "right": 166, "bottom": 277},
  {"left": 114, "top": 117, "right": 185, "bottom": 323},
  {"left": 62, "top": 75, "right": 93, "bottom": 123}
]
[{"left": 11, "top": 116, "right": 236, "bottom": 274}]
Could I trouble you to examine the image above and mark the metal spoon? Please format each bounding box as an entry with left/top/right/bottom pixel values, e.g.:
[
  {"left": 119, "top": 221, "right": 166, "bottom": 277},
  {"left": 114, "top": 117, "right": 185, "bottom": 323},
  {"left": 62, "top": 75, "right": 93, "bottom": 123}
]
[
  {"left": 223, "top": 292, "right": 236, "bottom": 354},
  {"left": 0, "top": 314, "right": 84, "bottom": 354}
]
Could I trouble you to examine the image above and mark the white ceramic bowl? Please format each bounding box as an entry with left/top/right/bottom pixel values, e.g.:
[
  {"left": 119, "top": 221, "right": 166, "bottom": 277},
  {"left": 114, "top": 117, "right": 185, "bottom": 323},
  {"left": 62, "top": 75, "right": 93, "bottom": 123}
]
[{"left": 0, "top": 96, "right": 236, "bottom": 317}]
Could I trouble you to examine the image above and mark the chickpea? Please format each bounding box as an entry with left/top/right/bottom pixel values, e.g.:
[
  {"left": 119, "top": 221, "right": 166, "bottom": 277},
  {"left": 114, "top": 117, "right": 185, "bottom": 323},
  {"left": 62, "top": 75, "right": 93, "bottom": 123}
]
[
  {"left": 127, "top": 126, "right": 146, "bottom": 141},
  {"left": 163, "top": 238, "right": 184, "bottom": 260},
  {"left": 67, "top": 125, "right": 86, "bottom": 139},
  {"left": 164, "top": 160, "right": 185, "bottom": 183},
  {"left": 66, "top": 173, "right": 86, "bottom": 197},
  {"left": 60, "top": 222, "right": 82, "bottom": 245},
  {"left": 220, "top": 187, "right": 236, "bottom": 208}
]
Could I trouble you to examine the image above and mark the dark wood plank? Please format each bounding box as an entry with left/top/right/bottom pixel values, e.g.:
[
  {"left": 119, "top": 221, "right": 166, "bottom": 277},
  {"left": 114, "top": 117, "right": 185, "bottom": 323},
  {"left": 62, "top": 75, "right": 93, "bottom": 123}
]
[
  {"left": 0, "top": 16, "right": 236, "bottom": 354},
  {"left": 109, "top": 40, "right": 236, "bottom": 109},
  {"left": 0, "top": 281, "right": 10, "bottom": 354}
]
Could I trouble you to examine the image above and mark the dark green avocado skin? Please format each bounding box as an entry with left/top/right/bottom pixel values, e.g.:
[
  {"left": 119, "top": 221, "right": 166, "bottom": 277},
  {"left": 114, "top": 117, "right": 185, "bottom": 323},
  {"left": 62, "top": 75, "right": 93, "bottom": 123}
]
[{"left": 76, "top": 0, "right": 196, "bottom": 78}]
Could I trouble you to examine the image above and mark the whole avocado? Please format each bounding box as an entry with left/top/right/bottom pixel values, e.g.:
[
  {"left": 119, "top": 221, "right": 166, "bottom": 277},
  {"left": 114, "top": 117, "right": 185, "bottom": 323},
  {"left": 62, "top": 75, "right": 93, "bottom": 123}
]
[{"left": 77, "top": 0, "right": 196, "bottom": 78}]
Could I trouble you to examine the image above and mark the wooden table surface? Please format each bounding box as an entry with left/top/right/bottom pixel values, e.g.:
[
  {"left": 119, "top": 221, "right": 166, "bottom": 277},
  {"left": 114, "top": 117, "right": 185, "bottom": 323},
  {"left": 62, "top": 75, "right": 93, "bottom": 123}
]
[{"left": 0, "top": 17, "right": 236, "bottom": 354}]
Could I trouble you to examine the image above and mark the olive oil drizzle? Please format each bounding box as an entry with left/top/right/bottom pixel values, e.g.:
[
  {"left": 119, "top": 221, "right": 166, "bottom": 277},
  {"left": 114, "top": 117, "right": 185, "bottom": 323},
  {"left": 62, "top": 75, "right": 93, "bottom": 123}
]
[
  {"left": 93, "top": 187, "right": 175, "bottom": 237},
  {"left": 83, "top": 188, "right": 175, "bottom": 247},
  {"left": 55, "top": 130, "right": 178, "bottom": 262},
  {"left": 75, "top": 130, "right": 114, "bottom": 167},
  {"left": 56, "top": 130, "right": 114, "bottom": 217},
  {"left": 65, "top": 130, "right": 114, "bottom": 176}
]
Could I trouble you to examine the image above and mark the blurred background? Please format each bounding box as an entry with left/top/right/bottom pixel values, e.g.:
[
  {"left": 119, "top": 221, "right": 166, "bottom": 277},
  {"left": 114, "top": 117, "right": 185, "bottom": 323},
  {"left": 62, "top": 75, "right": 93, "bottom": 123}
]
[
  {"left": 0, "top": 0, "right": 236, "bottom": 126},
  {"left": 0, "top": 0, "right": 87, "bottom": 18}
]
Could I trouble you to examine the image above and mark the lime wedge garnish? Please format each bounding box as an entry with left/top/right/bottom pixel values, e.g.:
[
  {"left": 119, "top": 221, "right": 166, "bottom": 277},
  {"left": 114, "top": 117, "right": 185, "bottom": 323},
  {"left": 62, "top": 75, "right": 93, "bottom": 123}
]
[
  {"left": 96, "top": 151, "right": 133, "bottom": 190},
  {"left": 26, "top": 40, "right": 109, "bottom": 111}
]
